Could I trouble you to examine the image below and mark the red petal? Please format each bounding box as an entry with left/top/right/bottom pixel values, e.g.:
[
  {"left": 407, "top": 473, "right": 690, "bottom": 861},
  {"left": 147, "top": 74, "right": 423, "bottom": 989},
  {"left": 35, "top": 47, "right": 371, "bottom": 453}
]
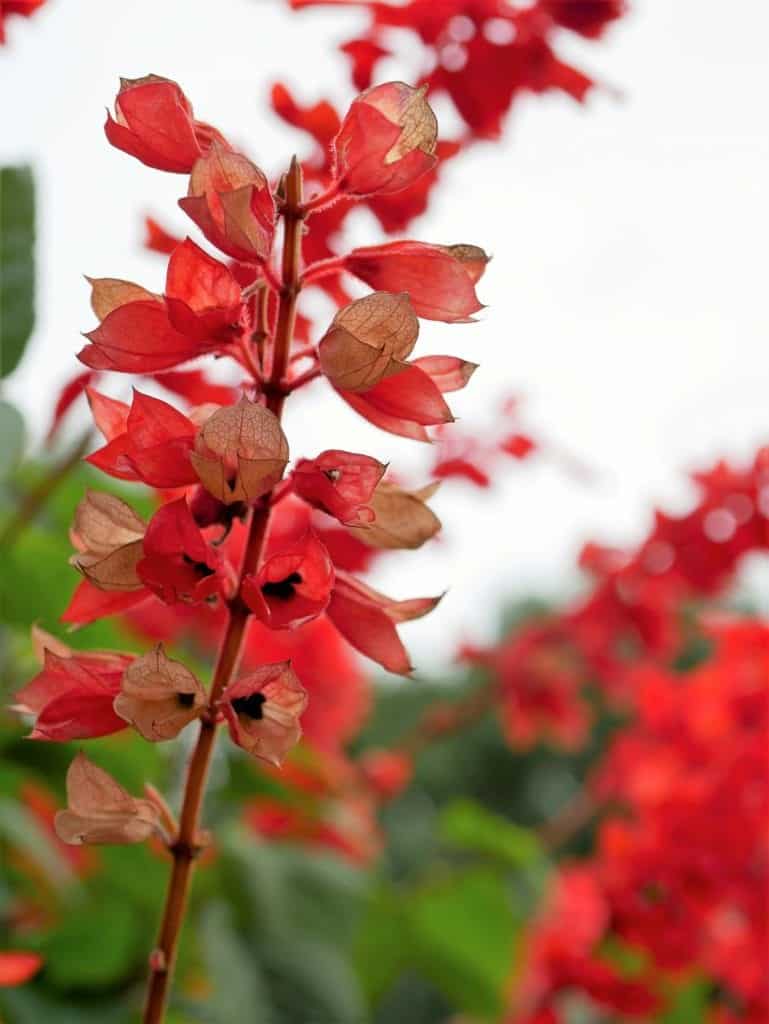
[
  {"left": 61, "top": 579, "right": 149, "bottom": 627},
  {"left": 0, "top": 952, "right": 43, "bottom": 987},
  {"left": 359, "top": 363, "right": 454, "bottom": 426},
  {"left": 78, "top": 301, "right": 207, "bottom": 373}
]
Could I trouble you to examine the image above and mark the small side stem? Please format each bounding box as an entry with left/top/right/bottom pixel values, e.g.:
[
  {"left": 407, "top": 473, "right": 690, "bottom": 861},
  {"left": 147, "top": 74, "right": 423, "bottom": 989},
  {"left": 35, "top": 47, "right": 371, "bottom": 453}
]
[{"left": 142, "top": 158, "right": 305, "bottom": 1024}]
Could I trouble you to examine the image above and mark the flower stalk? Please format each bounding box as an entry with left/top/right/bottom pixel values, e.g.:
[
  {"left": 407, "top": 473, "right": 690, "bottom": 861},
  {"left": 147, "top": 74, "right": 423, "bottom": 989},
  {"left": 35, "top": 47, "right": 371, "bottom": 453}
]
[{"left": 142, "top": 158, "right": 305, "bottom": 1024}]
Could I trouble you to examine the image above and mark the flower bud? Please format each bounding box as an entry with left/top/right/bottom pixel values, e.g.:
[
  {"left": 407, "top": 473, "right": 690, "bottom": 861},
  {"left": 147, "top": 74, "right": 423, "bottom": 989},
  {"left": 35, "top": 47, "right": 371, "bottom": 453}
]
[
  {"left": 333, "top": 82, "right": 438, "bottom": 196},
  {"left": 190, "top": 397, "right": 289, "bottom": 504}
]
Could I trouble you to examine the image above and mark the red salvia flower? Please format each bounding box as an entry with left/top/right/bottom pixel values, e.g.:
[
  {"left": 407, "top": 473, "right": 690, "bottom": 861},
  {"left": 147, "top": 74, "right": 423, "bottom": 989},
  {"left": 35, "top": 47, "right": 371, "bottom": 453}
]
[
  {"left": 221, "top": 662, "right": 308, "bottom": 765},
  {"left": 12, "top": 628, "right": 132, "bottom": 741},
  {"left": 136, "top": 498, "right": 228, "bottom": 605},
  {"left": 242, "top": 530, "right": 334, "bottom": 630},
  {"left": 86, "top": 388, "right": 198, "bottom": 488}
]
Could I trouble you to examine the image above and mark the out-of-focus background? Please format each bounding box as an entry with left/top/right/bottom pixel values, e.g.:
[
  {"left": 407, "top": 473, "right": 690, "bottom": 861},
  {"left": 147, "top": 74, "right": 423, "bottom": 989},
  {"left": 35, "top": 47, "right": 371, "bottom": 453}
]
[
  {"left": 1, "top": 2, "right": 767, "bottom": 1023},
  {"left": 2, "top": 0, "right": 768, "bottom": 660}
]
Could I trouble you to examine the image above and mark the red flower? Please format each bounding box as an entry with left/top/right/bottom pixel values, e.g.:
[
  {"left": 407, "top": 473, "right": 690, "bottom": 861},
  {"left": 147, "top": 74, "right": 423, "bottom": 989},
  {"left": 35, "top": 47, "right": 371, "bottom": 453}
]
[
  {"left": 242, "top": 531, "right": 334, "bottom": 630},
  {"left": 86, "top": 388, "right": 198, "bottom": 488},
  {"left": 12, "top": 628, "right": 132, "bottom": 741},
  {"left": 78, "top": 296, "right": 210, "bottom": 373},
  {"left": 345, "top": 240, "right": 486, "bottom": 322},
  {"left": 332, "top": 82, "right": 438, "bottom": 197},
  {"left": 221, "top": 663, "right": 308, "bottom": 765},
  {"left": 326, "top": 570, "right": 441, "bottom": 674},
  {"left": 137, "top": 498, "right": 228, "bottom": 605},
  {"left": 164, "top": 237, "right": 243, "bottom": 342},
  {"left": 104, "top": 75, "right": 226, "bottom": 173},
  {"left": 292, "top": 450, "right": 385, "bottom": 525}
]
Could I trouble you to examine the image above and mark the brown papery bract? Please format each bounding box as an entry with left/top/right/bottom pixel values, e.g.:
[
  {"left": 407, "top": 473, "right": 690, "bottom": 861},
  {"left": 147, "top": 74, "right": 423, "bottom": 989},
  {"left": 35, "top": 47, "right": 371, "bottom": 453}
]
[
  {"left": 348, "top": 480, "right": 441, "bottom": 550},
  {"left": 114, "top": 645, "right": 206, "bottom": 742},
  {"left": 69, "top": 491, "right": 146, "bottom": 591},
  {"left": 54, "top": 753, "right": 160, "bottom": 846},
  {"left": 190, "top": 397, "right": 289, "bottom": 504},
  {"left": 318, "top": 291, "right": 418, "bottom": 392}
]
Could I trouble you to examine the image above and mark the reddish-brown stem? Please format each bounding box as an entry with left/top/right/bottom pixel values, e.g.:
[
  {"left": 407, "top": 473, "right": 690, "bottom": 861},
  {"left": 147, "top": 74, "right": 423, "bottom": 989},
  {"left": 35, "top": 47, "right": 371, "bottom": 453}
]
[
  {"left": 300, "top": 180, "right": 341, "bottom": 216},
  {"left": 142, "top": 157, "right": 305, "bottom": 1024},
  {"left": 286, "top": 363, "right": 321, "bottom": 393}
]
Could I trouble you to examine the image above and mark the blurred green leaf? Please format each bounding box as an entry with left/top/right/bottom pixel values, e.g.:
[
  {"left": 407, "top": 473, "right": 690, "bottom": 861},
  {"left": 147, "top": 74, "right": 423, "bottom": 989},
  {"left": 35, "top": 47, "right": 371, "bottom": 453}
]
[
  {"left": 661, "top": 976, "right": 710, "bottom": 1022},
  {"left": 42, "top": 893, "right": 142, "bottom": 989},
  {"left": 198, "top": 901, "right": 275, "bottom": 1024},
  {"left": 1, "top": 165, "right": 35, "bottom": 378},
  {"left": 0, "top": 988, "right": 131, "bottom": 1024},
  {"left": 264, "top": 937, "right": 368, "bottom": 1024},
  {"left": 408, "top": 868, "right": 520, "bottom": 1019},
  {"left": 0, "top": 401, "right": 25, "bottom": 478},
  {"left": 354, "top": 887, "right": 411, "bottom": 1006},
  {"left": 440, "top": 799, "right": 543, "bottom": 869},
  {"left": 0, "top": 797, "right": 73, "bottom": 889}
]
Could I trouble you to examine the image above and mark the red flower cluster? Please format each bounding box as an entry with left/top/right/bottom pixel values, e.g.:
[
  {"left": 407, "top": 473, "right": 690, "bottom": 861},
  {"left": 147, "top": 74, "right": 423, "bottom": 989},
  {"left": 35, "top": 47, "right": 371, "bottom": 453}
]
[
  {"left": 289, "top": 0, "right": 625, "bottom": 139},
  {"left": 0, "top": 0, "right": 46, "bottom": 45},
  {"left": 13, "top": 75, "right": 483, "bottom": 850},
  {"left": 510, "top": 618, "right": 769, "bottom": 1022}
]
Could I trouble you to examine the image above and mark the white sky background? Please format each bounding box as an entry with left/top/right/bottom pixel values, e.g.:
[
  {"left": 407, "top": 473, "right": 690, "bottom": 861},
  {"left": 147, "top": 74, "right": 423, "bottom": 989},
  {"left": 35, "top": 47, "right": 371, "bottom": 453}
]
[{"left": 1, "top": 0, "right": 768, "bottom": 670}]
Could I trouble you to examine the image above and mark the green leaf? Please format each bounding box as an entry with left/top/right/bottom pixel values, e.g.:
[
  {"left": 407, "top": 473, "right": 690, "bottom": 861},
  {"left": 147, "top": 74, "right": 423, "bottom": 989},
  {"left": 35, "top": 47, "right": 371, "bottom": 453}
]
[
  {"left": 1, "top": 166, "right": 35, "bottom": 378},
  {"left": 0, "top": 988, "right": 132, "bottom": 1024},
  {"left": 264, "top": 937, "right": 368, "bottom": 1024},
  {"left": 0, "top": 401, "right": 25, "bottom": 478},
  {"left": 42, "top": 893, "right": 142, "bottom": 989},
  {"left": 660, "top": 976, "right": 711, "bottom": 1022},
  {"left": 0, "top": 797, "right": 73, "bottom": 889},
  {"left": 440, "top": 799, "right": 543, "bottom": 868},
  {"left": 198, "top": 901, "right": 275, "bottom": 1024},
  {"left": 354, "top": 887, "right": 411, "bottom": 1006},
  {"left": 407, "top": 868, "right": 520, "bottom": 1019}
]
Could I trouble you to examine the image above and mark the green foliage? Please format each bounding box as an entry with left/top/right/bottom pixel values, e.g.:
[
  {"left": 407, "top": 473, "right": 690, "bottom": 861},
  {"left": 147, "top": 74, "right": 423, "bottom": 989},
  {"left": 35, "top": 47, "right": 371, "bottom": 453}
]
[
  {"left": 0, "top": 166, "right": 35, "bottom": 378},
  {"left": 0, "top": 401, "right": 25, "bottom": 479}
]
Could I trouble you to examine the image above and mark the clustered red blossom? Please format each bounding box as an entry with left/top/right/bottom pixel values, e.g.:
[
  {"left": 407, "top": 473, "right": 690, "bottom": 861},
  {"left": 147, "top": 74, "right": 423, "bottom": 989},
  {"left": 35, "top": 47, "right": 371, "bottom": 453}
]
[
  {"left": 12, "top": 75, "right": 485, "bottom": 857},
  {"left": 508, "top": 619, "right": 768, "bottom": 1023},
  {"left": 460, "top": 450, "right": 769, "bottom": 1022}
]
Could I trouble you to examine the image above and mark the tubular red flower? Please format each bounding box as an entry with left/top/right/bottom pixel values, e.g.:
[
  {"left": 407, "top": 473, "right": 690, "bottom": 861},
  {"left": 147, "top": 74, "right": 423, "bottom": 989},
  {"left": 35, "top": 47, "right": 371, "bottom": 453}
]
[
  {"left": 242, "top": 530, "right": 334, "bottom": 630},
  {"left": 12, "top": 629, "right": 133, "bottom": 742}
]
